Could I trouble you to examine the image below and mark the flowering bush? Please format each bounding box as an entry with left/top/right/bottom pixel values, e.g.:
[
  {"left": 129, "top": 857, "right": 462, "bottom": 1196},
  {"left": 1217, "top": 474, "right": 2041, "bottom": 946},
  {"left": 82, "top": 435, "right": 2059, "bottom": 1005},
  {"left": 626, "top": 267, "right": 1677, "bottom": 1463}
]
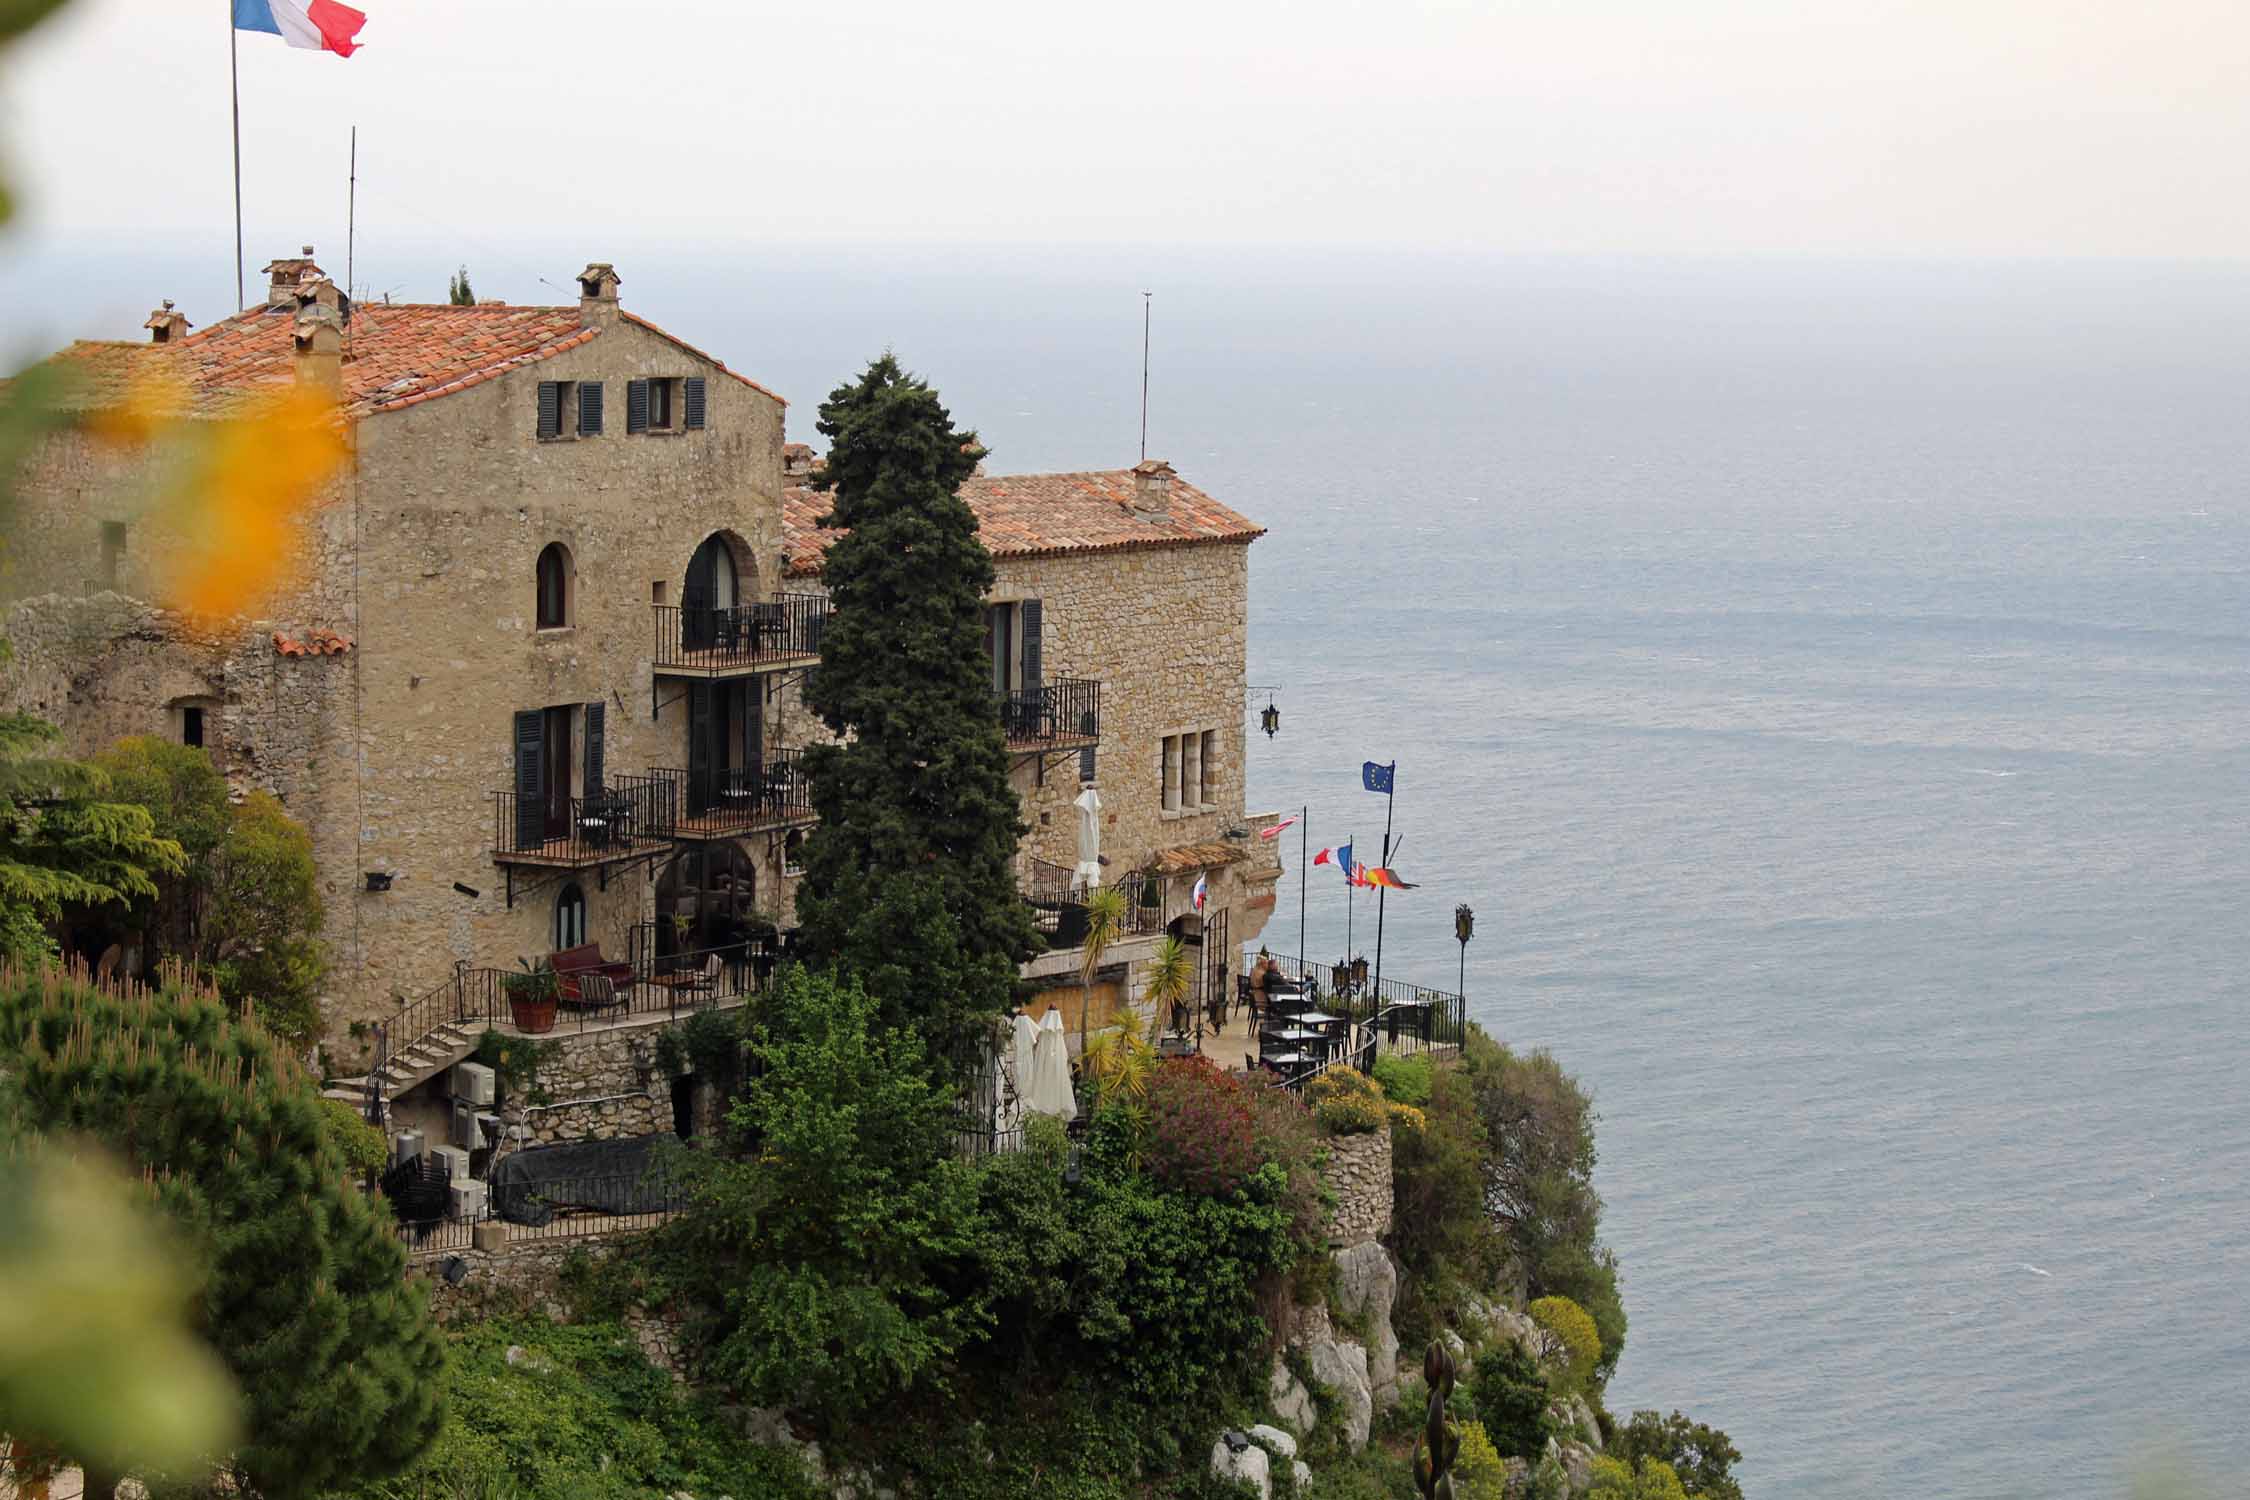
[
  {"left": 1530, "top": 1294, "right": 1602, "bottom": 1396},
  {"left": 1304, "top": 1066, "right": 1389, "bottom": 1135},
  {"left": 1140, "top": 1056, "right": 1261, "bottom": 1196}
]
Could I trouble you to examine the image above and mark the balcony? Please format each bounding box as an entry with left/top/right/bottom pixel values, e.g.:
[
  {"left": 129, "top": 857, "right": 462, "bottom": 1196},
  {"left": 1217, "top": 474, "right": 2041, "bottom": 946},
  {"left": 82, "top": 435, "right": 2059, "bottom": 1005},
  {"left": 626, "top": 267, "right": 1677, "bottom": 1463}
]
[
  {"left": 1020, "top": 855, "right": 1160, "bottom": 953},
  {"left": 651, "top": 593, "right": 831, "bottom": 678},
  {"left": 637, "top": 749, "right": 816, "bottom": 842},
  {"left": 491, "top": 781, "right": 672, "bottom": 870},
  {"left": 999, "top": 676, "right": 1101, "bottom": 754}
]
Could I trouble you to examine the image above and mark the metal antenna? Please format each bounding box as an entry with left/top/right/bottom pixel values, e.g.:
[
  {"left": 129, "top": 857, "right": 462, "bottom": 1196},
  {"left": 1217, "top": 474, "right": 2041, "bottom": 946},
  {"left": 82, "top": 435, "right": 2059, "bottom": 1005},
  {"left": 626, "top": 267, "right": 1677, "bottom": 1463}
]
[{"left": 1139, "top": 291, "right": 1152, "bottom": 462}]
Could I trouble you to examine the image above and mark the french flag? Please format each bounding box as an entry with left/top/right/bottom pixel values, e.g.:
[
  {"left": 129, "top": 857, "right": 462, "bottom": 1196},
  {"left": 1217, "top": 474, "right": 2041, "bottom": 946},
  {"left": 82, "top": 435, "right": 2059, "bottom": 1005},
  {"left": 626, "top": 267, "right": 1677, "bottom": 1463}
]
[{"left": 234, "top": 0, "right": 368, "bottom": 56}]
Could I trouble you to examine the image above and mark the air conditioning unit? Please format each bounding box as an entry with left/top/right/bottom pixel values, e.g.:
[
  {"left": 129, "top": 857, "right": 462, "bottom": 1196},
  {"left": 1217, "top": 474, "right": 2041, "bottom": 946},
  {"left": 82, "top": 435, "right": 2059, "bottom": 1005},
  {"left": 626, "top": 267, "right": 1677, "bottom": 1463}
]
[
  {"left": 427, "top": 1144, "right": 470, "bottom": 1183},
  {"left": 390, "top": 1129, "right": 424, "bottom": 1167},
  {"left": 476, "top": 1112, "right": 503, "bottom": 1151},
  {"left": 451, "top": 1062, "right": 497, "bottom": 1107},
  {"left": 448, "top": 1178, "right": 488, "bottom": 1221},
  {"left": 450, "top": 1101, "right": 477, "bottom": 1150}
]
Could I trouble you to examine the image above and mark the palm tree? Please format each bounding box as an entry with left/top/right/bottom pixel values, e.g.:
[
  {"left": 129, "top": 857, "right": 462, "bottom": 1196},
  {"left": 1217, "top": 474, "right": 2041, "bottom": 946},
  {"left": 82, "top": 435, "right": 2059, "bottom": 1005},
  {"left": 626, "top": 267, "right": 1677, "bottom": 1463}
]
[
  {"left": 1076, "top": 884, "right": 1128, "bottom": 1056},
  {"left": 1140, "top": 934, "right": 1195, "bottom": 1044}
]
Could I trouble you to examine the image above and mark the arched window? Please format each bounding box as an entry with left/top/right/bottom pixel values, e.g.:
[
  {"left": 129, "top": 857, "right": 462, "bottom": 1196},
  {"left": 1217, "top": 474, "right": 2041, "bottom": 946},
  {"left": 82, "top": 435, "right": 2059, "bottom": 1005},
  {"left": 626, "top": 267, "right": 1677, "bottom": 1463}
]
[
  {"left": 536, "top": 543, "right": 571, "bottom": 629},
  {"left": 554, "top": 882, "right": 586, "bottom": 950}
]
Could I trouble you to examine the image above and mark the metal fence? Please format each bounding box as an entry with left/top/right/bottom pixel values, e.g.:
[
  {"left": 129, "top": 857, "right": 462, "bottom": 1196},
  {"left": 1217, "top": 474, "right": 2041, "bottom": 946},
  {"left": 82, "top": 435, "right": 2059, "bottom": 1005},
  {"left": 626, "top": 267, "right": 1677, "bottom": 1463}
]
[
  {"left": 640, "top": 749, "right": 814, "bottom": 835},
  {"left": 652, "top": 593, "right": 830, "bottom": 672},
  {"left": 491, "top": 778, "right": 669, "bottom": 865},
  {"left": 1020, "top": 861, "right": 1163, "bottom": 952},
  {"left": 396, "top": 1170, "right": 686, "bottom": 1258}
]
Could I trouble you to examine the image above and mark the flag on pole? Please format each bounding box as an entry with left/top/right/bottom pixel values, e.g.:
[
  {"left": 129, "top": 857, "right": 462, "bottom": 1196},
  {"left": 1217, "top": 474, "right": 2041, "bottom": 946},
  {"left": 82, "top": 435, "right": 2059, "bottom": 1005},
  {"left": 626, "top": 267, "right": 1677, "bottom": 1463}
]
[
  {"left": 234, "top": 0, "right": 368, "bottom": 56},
  {"left": 1260, "top": 814, "right": 1300, "bottom": 840},
  {"left": 1361, "top": 761, "right": 1395, "bottom": 795},
  {"left": 1191, "top": 873, "right": 1208, "bottom": 912},
  {"left": 1361, "top": 866, "right": 1419, "bottom": 890},
  {"left": 1312, "top": 847, "right": 1334, "bottom": 866},
  {"left": 1334, "top": 841, "right": 1354, "bottom": 878}
]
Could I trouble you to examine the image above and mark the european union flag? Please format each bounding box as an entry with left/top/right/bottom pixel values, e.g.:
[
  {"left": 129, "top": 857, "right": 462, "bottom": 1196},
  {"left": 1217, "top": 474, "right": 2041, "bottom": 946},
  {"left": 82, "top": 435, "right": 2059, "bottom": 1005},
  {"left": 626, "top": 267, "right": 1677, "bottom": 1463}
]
[{"left": 1361, "top": 761, "right": 1395, "bottom": 795}]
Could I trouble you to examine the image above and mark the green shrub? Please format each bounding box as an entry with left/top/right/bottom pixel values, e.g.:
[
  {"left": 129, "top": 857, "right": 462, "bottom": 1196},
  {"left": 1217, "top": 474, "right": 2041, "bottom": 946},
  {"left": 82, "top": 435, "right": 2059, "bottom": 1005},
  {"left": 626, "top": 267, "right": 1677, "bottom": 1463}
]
[
  {"left": 1469, "top": 1335, "right": 1556, "bottom": 1460},
  {"left": 1525, "top": 1455, "right": 1570, "bottom": 1500},
  {"left": 319, "top": 1095, "right": 390, "bottom": 1175},
  {"left": 1452, "top": 1420, "right": 1511, "bottom": 1500},
  {"left": 1586, "top": 1455, "right": 1688, "bottom": 1500},
  {"left": 1303, "top": 1067, "right": 1386, "bottom": 1135},
  {"left": 1388, "top": 1063, "right": 1498, "bottom": 1348},
  {"left": 1530, "top": 1295, "right": 1601, "bottom": 1396},
  {"left": 1371, "top": 1052, "right": 1434, "bottom": 1106},
  {"left": 1612, "top": 1410, "right": 1744, "bottom": 1500}
]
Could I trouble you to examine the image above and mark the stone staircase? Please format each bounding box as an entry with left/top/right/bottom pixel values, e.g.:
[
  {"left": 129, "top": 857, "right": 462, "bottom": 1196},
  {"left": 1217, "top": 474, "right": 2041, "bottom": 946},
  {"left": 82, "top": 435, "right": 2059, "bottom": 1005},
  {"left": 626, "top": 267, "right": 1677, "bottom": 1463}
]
[{"left": 320, "top": 1019, "right": 481, "bottom": 1108}]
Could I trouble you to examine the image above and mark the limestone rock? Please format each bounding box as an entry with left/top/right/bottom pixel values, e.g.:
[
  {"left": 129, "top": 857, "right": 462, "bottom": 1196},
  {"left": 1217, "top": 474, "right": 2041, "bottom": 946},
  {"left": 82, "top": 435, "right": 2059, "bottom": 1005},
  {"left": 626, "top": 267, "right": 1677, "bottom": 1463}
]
[
  {"left": 1210, "top": 1432, "right": 1272, "bottom": 1499},
  {"left": 502, "top": 1343, "right": 554, "bottom": 1373},
  {"left": 1248, "top": 1424, "right": 1298, "bottom": 1460},
  {"left": 1269, "top": 1355, "right": 1317, "bottom": 1435},
  {"left": 1331, "top": 1241, "right": 1401, "bottom": 1411},
  {"left": 1303, "top": 1335, "right": 1373, "bottom": 1452},
  {"left": 1554, "top": 1438, "right": 1595, "bottom": 1493},
  {"left": 1293, "top": 1459, "right": 1313, "bottom": 1494}
]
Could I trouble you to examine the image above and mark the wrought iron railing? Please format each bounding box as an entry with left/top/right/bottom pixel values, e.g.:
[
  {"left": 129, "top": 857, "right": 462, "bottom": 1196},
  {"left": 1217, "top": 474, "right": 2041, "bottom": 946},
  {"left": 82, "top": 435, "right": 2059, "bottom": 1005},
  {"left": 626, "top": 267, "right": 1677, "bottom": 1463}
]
[
  {"left": 1019, "top": 860, "right": 1162, "bottom": 952},
  {"left": 1240, "top": 951, "right": 1468, "bottom": 1089},
  {"left": 490, "top": 779, "right": 667, "bottom": 865},
  {"left": 998, "top": 676, "right": 1101, "bottom": 748},
  {"left": 394, "top": 1169, "right": 686, "bottom": 1257},
  {"left": 641, "top": 748, "right": 813, "bottom": 835},
  {"left": 652, "top": 593, "right": 831, "bottom": 672}
]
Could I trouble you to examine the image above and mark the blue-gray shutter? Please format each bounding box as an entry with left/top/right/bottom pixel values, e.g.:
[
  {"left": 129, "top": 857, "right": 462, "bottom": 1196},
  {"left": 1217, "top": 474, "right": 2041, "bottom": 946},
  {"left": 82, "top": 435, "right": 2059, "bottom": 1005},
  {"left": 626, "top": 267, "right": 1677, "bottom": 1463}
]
[
  {"left": 683, "top": 377, "right": 707, "bottom": 430},
  {"left": 1079, "top": 744, "right": 1097, "bottom": 784},
  {"left": 513, "top": 710, "right": 544, "bottom": 849},
  {"left": 627, "top": 379, "right": 650, "bottom": 434},
  {"left": 577, "top": 381, "right": 603, "bottom": 436},
  {"left": 536, "top": 382, "right": 561, "bottom": 439},
  {"left": 1019, "top": 599, "right": 1043, "bottom": 690},
  {"left": 582, "top": 700, "right": 605, "bottom": 794}
]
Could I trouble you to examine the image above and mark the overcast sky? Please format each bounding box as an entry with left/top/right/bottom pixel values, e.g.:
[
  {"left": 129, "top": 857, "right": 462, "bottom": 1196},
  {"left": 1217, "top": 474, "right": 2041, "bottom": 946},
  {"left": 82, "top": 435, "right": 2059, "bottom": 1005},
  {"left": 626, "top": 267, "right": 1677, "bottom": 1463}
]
[{"left": 3, "top": 0, "right": 2246, "bottom": 264}]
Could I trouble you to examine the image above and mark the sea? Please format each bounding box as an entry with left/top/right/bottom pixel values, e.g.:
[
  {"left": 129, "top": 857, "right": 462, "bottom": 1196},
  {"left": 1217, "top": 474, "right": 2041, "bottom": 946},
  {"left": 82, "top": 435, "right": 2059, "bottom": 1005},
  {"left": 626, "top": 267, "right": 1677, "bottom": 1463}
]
[{"left": 7, "top": 240, "right": 2248, "bottom": 1498}]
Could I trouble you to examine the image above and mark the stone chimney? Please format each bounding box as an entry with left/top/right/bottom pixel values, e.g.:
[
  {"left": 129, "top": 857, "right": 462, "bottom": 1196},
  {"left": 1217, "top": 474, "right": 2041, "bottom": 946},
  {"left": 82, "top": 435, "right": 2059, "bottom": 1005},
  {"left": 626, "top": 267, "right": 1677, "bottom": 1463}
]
[
  {"left": 1130, "top": 458, "right": 1175, "bottom": 516},
  {"left": 262, "top": 245, "right": 324, "bottom": 309},
  {"left": 782, "top": 443, "right": 818, "bottom": 481},
  {"left": 292, "top": 303, "right": 344, "bottom": 397},
  {"left": 577, "top": 262, "right": 621, "bottom": 328},
  {"left": 143, "top": 300, "right": 191, "bottom": 344},
  {"left": 293, "top": 269, "right": 349, "bottom": 323}
]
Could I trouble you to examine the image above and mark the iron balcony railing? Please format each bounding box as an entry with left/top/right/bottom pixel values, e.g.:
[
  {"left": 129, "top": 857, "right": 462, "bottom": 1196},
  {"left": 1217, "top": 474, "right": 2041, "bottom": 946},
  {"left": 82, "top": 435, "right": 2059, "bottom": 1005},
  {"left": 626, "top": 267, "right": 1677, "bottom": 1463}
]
[
  {"left": 393, "top": 1170, "right": 687, "bottom": 1258},
  {"left": 638, "top": 748, "right": 814, "bottom": 838},
  {"left": 1019, "top": 857, "right": 1162, "bottom": 952},
  {"left": 998, "top": 676, "right": 1101, "bottom": 750},
  {"left": 1244, "top": 951, "right": 1468, "bottom": 1088},
  {"left": 490, "top": 780, "right": 669, "bottom": 866},
  {"left": 652, "top": 593, "right": 831, "bottom": 674}
]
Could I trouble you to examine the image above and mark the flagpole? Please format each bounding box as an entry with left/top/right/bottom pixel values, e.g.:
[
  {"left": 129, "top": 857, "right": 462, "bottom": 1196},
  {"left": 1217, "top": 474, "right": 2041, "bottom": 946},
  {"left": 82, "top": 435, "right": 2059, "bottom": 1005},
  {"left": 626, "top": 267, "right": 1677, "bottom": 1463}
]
[
  {"left": 1345, "top": 831, "right": 1355, "bottom": 972},
  {"left": 1297, "top": 803, "right": 1308, "bottom": 968},
  {"left": 229, "top": 0, "right": 244, "bottom": 311},
  {"left": 1372, "top": 765, "right": 1396, "bottom": 1000}
]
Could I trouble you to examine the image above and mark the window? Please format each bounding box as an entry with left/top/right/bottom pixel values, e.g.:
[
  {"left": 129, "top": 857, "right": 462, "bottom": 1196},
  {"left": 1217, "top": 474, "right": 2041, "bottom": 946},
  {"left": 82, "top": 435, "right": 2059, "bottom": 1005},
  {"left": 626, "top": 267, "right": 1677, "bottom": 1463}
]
[
  {"left": 577, "top": 380, "right": 604, "bottom": 436},
  {"left": 627, "top": 377, "right": 706, "bottom": 434},
  {"left": 651, "top": 580, "right": 667, "bottom": 606},
  {"left": 554, "top": 882, "right": 587, "bottom": 949},
  {"left": 983, "top": 599, "right": 1043, "bottom": 697},
  {"left": 1160, "top": 729, "right": 1217, "bottom": 815},
  {"left": 537, "top": 380, "right": 575, "bottom": 440},
  {"left": 536, "top": 543, "right": 571, "bottom": 629},
  {"left": 182, "top": 706, "right": 204, "bottom": 748},
  {"left": 101, "top": 520, "right": 126, "bottom": 586},
  {"left": 783, "top": 829, "right": 806, "bottom": 877}
]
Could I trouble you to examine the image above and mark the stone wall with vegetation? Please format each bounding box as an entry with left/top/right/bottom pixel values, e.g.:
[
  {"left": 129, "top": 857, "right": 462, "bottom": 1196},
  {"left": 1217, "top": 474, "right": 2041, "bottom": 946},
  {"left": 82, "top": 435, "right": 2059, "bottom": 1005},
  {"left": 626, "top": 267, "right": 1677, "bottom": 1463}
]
[
  {"left": 518, "top": 1022, "right": 669, "bottom": 1144},
  {"left": 1321, "top": 1122, "right": 1394, "bottom": 1246}
]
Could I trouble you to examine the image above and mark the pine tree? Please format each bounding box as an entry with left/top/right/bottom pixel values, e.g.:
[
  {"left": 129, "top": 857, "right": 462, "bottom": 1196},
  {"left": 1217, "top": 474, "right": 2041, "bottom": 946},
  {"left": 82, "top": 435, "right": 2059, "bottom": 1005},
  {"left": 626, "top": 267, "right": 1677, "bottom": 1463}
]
[
  {"left": 0, "top": 966, "right": 448, "bottom": 1499},
  {"left": 793, "top": 355, "right": 1040, "bottom": 1048},
  {"left": 447, "top": 265, "right": 475, "bottom": 305},
  {"left": 0, "top": 712, "right": 184, "bottom": 964}
]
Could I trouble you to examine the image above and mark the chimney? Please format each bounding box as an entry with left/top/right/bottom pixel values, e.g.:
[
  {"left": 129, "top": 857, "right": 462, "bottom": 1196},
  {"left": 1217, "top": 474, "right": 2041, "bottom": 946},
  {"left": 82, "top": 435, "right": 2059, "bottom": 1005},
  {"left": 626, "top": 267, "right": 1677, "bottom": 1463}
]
[
  {"left": 782, "top": 443, "right": 817, "bottom": 481},
  {"left": 1130, "top": 458, "right": 1175, "bottom": 516},
  {"left": 293, "top": 269, "right": 349, "bottom": 324},
  {"left": 577, "top": 262, "right": 621, "bottom": 328},
  {"left": 262, "top": 245, "right": 324, "bottom": 309},
  {"left": 144, "top": 300, "right": 191, "bottom": 344},
  {"left": 292, "top": 302, "right": 344, "bottom": 396}
]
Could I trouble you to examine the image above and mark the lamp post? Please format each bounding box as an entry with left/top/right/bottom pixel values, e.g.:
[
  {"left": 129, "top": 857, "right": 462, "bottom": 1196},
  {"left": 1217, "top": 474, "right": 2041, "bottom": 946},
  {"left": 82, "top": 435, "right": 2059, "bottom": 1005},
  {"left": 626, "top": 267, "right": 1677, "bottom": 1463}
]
[{"left": 1454, "top": 903, "right": 1474, "bottom": 1006}]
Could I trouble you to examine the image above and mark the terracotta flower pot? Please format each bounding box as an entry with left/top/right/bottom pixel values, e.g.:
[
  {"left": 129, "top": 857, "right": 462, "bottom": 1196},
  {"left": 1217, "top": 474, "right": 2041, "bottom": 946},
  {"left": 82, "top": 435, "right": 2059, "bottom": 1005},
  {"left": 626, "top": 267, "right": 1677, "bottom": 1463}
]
[{"left": 509, "top": 995, "right": 557, "bottom": 1035}]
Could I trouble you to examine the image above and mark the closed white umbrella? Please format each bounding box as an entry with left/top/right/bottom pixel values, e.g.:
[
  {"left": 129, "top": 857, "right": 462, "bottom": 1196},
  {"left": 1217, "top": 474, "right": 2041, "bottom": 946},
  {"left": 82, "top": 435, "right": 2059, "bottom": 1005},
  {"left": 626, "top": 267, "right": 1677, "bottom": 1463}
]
[
  {"left": 1029, "top": 1009, "right": 1079, "bottom": 1122},
  {"left": 1072, "top": 785, "right": 1104, "bottom": 892},
  {"left": 1010, "top": 1012, "right": 1039, "bottom": 1117}
]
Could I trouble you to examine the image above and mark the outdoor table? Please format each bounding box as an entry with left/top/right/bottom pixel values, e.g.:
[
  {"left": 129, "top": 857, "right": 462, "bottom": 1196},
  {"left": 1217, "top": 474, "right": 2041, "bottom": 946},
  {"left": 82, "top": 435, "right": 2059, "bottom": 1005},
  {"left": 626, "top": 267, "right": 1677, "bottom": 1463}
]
[{"left": 1261, "top": 1026, "right": 1325, "bottom": 1045}]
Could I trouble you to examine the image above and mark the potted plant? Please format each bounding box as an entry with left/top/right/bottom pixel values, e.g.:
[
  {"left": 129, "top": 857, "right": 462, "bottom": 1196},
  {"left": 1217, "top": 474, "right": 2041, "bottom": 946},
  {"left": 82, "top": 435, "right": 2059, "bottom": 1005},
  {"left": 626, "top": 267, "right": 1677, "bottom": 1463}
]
[{"left": 503, "top": 957, "right": 559, "bottom": 1034}]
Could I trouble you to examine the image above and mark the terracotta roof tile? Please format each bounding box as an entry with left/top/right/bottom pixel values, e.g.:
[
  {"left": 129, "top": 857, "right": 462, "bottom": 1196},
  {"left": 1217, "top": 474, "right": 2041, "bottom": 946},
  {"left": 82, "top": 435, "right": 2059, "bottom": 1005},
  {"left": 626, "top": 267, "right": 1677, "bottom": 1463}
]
[
  {"left": 40, "top": 302, "right": 776, "bottom": 420},
  {"left": 782, "top": 466, "right": 1263, "bottom": 575},
  {"left": 1147, "top": 841, "right": 1251, "bottom": 874}
]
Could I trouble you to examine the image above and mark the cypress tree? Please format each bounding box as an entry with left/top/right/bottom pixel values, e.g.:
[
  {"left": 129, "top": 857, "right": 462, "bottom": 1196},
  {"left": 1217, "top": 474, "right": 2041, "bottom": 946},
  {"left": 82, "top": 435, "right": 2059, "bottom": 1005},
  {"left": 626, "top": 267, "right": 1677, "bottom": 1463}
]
[
  {"left": 793, "top": 355, "right": 1040, "bottom": 1048},
  {"left": 0, "top": 966, "right": 447, "bottom": 1499}
]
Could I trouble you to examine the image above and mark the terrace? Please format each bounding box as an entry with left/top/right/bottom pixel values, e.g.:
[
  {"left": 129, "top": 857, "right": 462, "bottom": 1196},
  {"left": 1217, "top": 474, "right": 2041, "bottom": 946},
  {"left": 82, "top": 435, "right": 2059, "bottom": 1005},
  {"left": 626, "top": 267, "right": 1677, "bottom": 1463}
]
[{"left": 650, "top": 592, "right": 831, "bottom": 678}]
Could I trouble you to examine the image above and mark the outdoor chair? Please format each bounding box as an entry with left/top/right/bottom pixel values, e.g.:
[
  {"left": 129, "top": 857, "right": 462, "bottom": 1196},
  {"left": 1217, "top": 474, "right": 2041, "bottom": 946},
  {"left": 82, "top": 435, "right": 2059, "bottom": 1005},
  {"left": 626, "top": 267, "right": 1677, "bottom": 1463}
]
[
  {"left": 570, "top": 972, "right": 627, "bottom": 1015},
  {"left": 683, "top": 954, "right": 722, "bottom": 1009}
]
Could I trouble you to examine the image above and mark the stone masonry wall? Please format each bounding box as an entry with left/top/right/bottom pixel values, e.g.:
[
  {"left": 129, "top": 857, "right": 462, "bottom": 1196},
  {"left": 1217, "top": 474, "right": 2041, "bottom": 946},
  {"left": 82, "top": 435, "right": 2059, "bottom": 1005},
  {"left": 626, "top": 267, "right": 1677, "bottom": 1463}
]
[
  {"left": 519, "top": 1021, "right": 670, "bottom": 1145},
  {"left": 1322, "top": 1125, "right": 1394, "bottom": 1247}
]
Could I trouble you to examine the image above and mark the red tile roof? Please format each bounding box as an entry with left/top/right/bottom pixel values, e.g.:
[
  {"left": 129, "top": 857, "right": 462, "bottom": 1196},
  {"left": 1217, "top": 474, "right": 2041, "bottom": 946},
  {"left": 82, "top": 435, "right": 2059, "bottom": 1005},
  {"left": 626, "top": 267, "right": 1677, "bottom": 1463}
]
[
  {"left": 39, "top": 302, "right": 777, "bottom": 419},
  {"left": 782, "top": 466, "right": 1264, "bottom": 575}
]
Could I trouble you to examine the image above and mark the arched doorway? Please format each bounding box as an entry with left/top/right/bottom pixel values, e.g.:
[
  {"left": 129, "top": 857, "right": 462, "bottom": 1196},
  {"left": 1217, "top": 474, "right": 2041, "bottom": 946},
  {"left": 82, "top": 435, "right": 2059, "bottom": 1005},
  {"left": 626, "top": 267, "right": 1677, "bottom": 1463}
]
[
  {"left": 654, "top": 843, "right": 759, "bottom": 958},
  {"left": 682, "top": 532, "right": 745, "bottom": 651}
]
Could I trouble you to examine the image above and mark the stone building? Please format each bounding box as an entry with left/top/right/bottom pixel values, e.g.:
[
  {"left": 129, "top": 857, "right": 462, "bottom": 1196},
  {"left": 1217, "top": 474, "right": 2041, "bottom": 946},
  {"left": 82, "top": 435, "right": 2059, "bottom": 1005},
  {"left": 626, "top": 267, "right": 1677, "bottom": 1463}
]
[{"left": 3, "top": 248, "right": 1275, "bottom": 1072}]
